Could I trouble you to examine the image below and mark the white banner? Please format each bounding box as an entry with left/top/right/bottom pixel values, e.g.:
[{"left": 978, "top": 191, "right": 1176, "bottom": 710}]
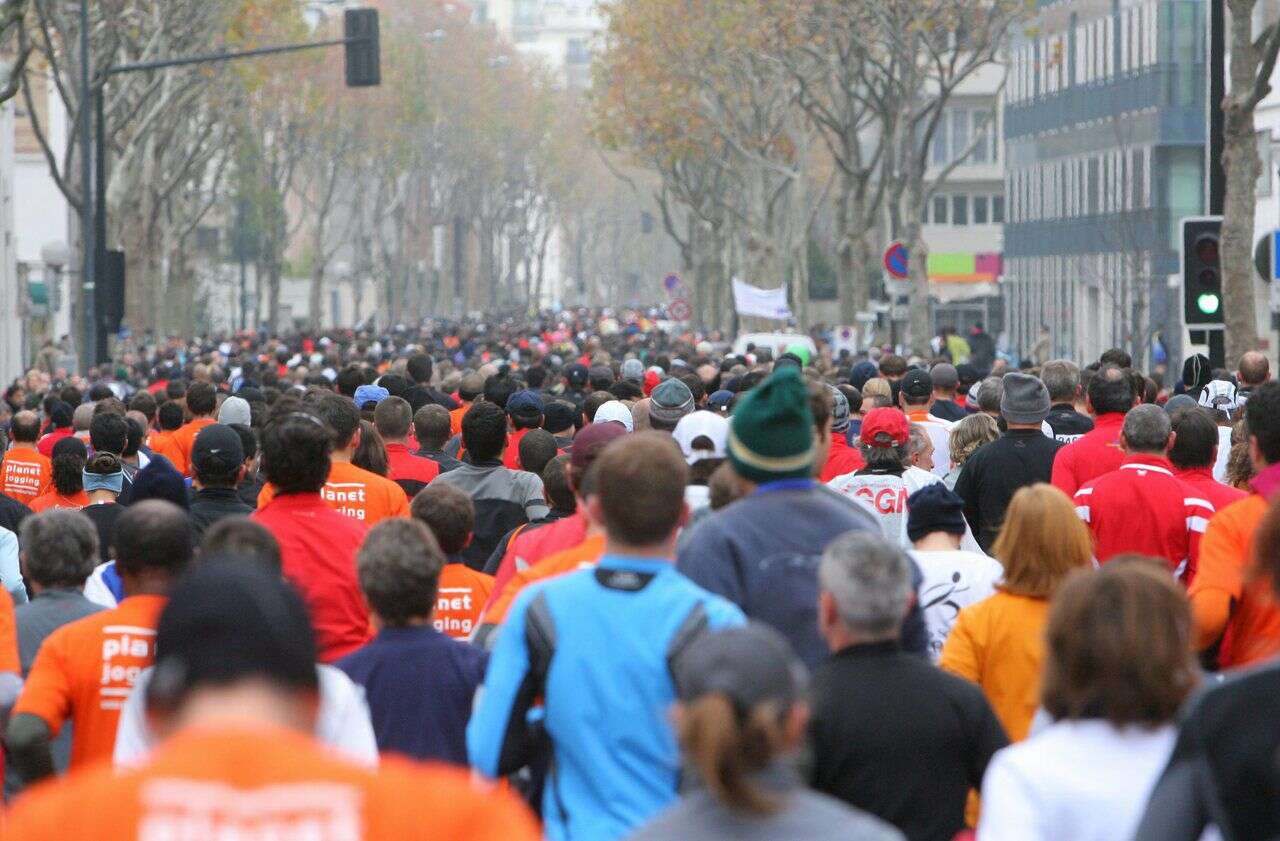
[{"left": 732, "top": 278, "right": 793, "bottom": 320}]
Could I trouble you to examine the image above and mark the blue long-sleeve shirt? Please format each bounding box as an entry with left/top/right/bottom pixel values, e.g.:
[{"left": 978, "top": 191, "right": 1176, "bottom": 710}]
[{"left": 467, "top": 554, "right": 745, "bottom": 841}]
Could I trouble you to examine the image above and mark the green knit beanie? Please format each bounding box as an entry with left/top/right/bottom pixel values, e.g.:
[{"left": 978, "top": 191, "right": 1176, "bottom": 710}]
[{"left": 727, "top": 367, "right": 815, "bottom": 484}]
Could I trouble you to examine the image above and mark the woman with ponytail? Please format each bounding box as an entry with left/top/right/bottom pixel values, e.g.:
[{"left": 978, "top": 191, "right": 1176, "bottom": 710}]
[
  {"left": 28, "top": 437, "right": 89, "bottom": 513},
  {"left": 628, "top": 623, "right": 903, "bottom": 841}
]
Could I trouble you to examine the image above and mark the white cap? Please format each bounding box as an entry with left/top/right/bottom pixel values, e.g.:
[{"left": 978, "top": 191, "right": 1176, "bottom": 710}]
[
  {"left": 1198, "top": 379, "right": 1242, "bottom": 417},
  {"left": 672, "top": 410, "right": 729, "bottom": 465},
  {"left": 594, "top": 400, "right": 635, "bottom": 432}
]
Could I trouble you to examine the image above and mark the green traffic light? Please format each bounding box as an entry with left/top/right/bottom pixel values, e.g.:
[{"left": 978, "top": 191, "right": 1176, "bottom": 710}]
[{"left": 1197, "top": 293, "right": 1221, "bottom": 315}]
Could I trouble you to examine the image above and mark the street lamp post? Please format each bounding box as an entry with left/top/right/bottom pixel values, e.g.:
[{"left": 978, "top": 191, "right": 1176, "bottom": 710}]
[{"left": 77, "top": 0, "right": 95, "bottom": 375}]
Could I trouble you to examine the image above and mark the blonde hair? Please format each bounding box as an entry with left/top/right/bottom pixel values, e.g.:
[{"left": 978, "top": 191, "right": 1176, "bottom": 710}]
[
  {"left": 679, "top": 694, "right": 789, "bottom": 816},
  {"left": 994, "top": 484, "right": 1093, "bottom": 598},
  {"left": 948, "top": 413, "right": 1000, "bottom": 467},
  {"left": 861, "top": 378, "right": 892, "bottom": 400}
]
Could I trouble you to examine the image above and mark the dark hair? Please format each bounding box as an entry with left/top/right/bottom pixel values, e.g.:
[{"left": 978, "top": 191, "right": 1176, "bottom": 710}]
[
  {"left": 51, "top": 451, "right": 86, "bottom": 495},
  {"left": 59, "top": 385, "right": 82, "bottom": 407},
  {"left": 164, "top": 380, "right": 186, "bottom": 401},
  {"left": 518, "top": 429, "right": 559, "bottom": 476},
  {"left": 335, "top": 365, "right": 367, "bottom": 398},
  {"left": 583, "top": 391, "right": 614, "bottom": 424},
  {"left": 186, "top": 381, "right": 217, "bottom": 416},
  {"left": 837, "top": 384, "right": 863, "bottom": 415},
  {"left": 88, "top": 383, "right": 114, "bottom": 402},
  {"left": 373, "top": 396, "right": 413, "bottom": 441},
  {"left": 610, "top": 380, "right": 644, "bottom": 401},
  {"left": 229, "top": 423, "right": 258, "bottom": 462},
  {"left": 1099, "top": 348, "right": 1133, "bottom": 368},
  {"left": 1042, "top": 559, "right": 1198, "bottom": 726},
  {"left": 93, "top": 396, "right": 126, "bottom": 417},
  {"left": 259, "top": 411, "right": 333, "bottom": 494},
  {"left": 406, "top": 354, "right": 433, "bottom": 384},
  {"left": 89, "top": 411, "right": 128, "bottom": 456},
  {"left": 1169, "top": 408, "right": 1219, "bottom": 470},
  {"left": 595, "top": 432, "right": 688, "bottom": 545},
  {"left": 313, "top": 393, "right": 361, "bottom": 449},
  {"left": 808, "top": 381, "right": 832, "bottom": 434},
  {"left": 84, "top": 451, "right": 122, "bottom": 479},
  {"left": 158, "top": 402, "right": 185, "bottom": 431},
  {"left": 879, "top": 355, "right": 907, "bottom": 377},
  {"left": 123, "top": 416, "right": 145, "bottom": 457},
  {"left": 357, "top": 519, "right": 445, "bottom": 626},
  {"left": 114, "top": 500, "right": 194, "bottom": 577},
  {"left": 542, "top": 454, "right": 575, "bottom": 512},
  {"left": 202, "top": 517, "right": 282, "bottom": 575},
  {"left": 413, "top": 404, "right": 452, "bottom": 451},
  {"left": 352, "top": 420, "right": 388, "bottom": 477},
  {"left": 461, "top": 401, "right": 508, "bottom": 462},
  {"left": 1087, "top": 364, "right": 1136, "bottom": 415},
  {"left": 128, "top": 391, "right": 157, "bottom": 422},
  {"left": 483, "top": 374, "right": 517, "bottom": 411},
  {"left": 678, "top": 373, "right": 706, "bottom": 404},
  {"left": 410, "top": 483, "right": 474, "bottom": 555},
  {"left": 1246, "top": 381, "right": 1280, "bottom": 465}
]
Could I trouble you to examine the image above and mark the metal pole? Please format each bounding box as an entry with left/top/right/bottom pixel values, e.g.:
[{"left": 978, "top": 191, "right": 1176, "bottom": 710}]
[
  {"left": 78, "top": 0, "right": 95, "bottom": 373},
  {"left": 94, "top": 85, "right": 108, "bottom": 366},
  {"left": 1207, "top": 0, "right": 1226, "bottom": 215}
]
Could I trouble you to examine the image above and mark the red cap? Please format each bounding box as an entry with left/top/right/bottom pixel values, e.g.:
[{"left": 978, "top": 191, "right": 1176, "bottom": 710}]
[
  {"left": 643, "top": 370, "right": 661, "bottom": 397},
  {"left": 860, "top": 408, "right": 910, "bottom": 447}
]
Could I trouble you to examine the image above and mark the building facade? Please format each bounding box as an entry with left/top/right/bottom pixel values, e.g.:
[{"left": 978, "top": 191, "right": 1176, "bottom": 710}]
[{"left": 1002, "top": 0, "right": 1205, "bottom": 366}]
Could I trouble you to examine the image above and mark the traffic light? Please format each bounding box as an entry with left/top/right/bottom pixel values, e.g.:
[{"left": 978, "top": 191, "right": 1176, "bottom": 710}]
[
  {"left": 344, "top": 9, "right": 381, "bottom": 88},
  {"left": 1182, "top": 217, "right": 1223, "bottom": 326}
]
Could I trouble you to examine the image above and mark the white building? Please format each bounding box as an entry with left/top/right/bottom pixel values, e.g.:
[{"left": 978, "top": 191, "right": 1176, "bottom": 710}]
[
  {"left": 0, "top": 97, "right": 21, "bottom": 385},
  {"left": 920, "top": 63, "right": 1007, "bottom": 337},
  {"left": 473, "top": 0, "right": 602, "bottom": 88}
]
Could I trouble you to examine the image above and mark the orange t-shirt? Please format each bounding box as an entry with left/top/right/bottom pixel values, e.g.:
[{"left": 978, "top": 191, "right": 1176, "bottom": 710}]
[
  {"left": 434, "top": 564, "right": 496, "bottom": 640},
  {"left": 2, "top": 726, "right": 541, "bottom": 841},
  {"left": 0, "top": 447, "right": 52, "bottom": 505},
  {"left": 1189, "top": 494, "right": 1280, "bottom": 667},
  {"left": 481, "top": 534, "right": 606, "bottom": 627},
  {"left": 28, "top": 489, "right": 90, "bottom": 512},
  {"left": 258, "top": 460, "right": 410, "bottom": 525},
  {"left": 449, "top": 401, "right": 472, "bottom": 438},
  {"left": 0, "top": 589, "right": 18, "bottom": 674},
  {"left": 147, "top": 431, "right": 184, "bottom": 469},
  {"left": 169, "top": 417, "right": 216, "bottom": 476},
  {"left": 11, "top": 594, "right": 166, "bottom": 770},
  {"left": 939, "top": 591, "right": 1049, "bottom": 743}
]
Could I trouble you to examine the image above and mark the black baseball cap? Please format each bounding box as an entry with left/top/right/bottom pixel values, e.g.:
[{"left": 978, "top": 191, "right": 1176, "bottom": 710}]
[
  {"left": 148, "top": 561, "right": 318, "bottom": 711},
  {"left": 901, "top": 369, "right": 933, "bottom": 401},
  {"left": 673, "top": 622, "right": 806, "bottom": 711},
  {"left": 191, "top": 423, "right": 245, "bottom": 475},
  {"left": 543, "top": 399, "right": 577, "bottom": 434}
]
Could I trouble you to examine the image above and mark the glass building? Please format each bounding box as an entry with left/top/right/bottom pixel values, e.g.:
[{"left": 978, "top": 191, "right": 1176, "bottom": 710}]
[{"left": 1002, "top": 0, "right": 1206, "bottom": 365}]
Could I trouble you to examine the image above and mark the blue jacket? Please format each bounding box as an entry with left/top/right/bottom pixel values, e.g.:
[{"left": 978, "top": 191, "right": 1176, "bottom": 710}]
[{"left": 467, "top": 554, "right": 745, "bottom": 841}]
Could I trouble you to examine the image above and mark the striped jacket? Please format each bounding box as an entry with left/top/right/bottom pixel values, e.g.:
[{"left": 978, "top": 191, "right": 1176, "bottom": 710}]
[{"left": 1073, "top": 454, "right": 1214, "bottom": 583}]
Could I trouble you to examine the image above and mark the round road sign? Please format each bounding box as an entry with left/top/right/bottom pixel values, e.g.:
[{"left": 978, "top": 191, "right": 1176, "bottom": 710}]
[
  {"left": 668, "top": 298, "right": 692, "bottom": 321},
  {"left": 883, "top": 242, "right": 909, "bottom": 279}
]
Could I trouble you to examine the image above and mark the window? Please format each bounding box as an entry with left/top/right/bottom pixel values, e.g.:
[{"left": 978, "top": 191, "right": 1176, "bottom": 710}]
[
  {"left": 1087, "top": 157, "right": 1100, "bottom": 215},
  {"left": 951, "top": 109, "right": 971, "bottom": 161},
  {"left": 566, "top": 38, "right": 591, "bottom": 66},
  {"left": 993, "top": 195, "right": 1006, "bottom": 223},
  {"left": 932, "top": 125, "right": 950, "bottom": 166},
  {"left": 932, "top": 195, "right": 949, "bottom": 224},
  {"left": 953, "top": 194, "right": 969, "bottom": 225},
  {"left": 973, "top": 195, "right": 990, "bottom": 224}
]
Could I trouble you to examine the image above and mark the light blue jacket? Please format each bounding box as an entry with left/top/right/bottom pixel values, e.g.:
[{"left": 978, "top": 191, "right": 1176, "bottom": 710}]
[{"left": 467, "top": 554, "right": 745, "bottom": 841}]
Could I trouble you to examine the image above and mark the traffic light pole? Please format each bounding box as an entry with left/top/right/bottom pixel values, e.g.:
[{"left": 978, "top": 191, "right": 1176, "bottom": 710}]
[
  {"left": 1202, "top": 0, "right": 1227, "bottom": 367},
  {"left": 81, "top": 17, "right": 378, "bottom": 367}
]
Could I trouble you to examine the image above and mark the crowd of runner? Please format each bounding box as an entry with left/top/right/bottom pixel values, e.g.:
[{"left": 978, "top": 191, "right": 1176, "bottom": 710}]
[{"left": 0, "top": 310, "right": 1275, "bottom": 840}]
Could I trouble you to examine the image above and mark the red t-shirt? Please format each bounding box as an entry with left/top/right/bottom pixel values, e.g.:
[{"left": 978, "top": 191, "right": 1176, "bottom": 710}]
[
  {"left": 252, "top": 493, "right": 372, "bottom": 661},
  {"left": 502, "top": 429, "right": 532, "bottom": 471},
  {"left": 488, "top": 512, "right": 588, "bottom": 605},
  {"left": 1051, "top": 412, "right": 1126, "bottom": 496},
  {"left": 36, "top": 428, "right": 74, "bottom": 458},
  {"left": 819, "top": 433, "right": 865, "bottom": 483}
]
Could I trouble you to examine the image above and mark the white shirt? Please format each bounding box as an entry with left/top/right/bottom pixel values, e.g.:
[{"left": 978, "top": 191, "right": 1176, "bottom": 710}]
[
  {"left": 906, "top": 413, "right": 954, "bottom": 479},
  {"left": 1213, "top": 425, "right": 1232, "bottom": 483},
  {"left": 114, "top": 664, "right": 379, "bottom": 767},
  {"left": 977, "top": 719, "right": 1177, "bottom": 841},
  {"left": 910, "top": 549, "right": 1003, "bottom": 661}
]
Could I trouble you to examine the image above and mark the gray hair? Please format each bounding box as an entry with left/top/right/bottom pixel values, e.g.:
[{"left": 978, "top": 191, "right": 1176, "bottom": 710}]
[
  {"left": 819, "top": 532, "right": 913, "bottom": 637},
  {"left": 1041, "top": 360, "right": 1081, "bottom": 404},
  {"left": 908, "top": 424, "right": 931, "bottom": 458},
  {"left": 19, "top": 509, "right": 99, "bottom": 588},
  {"left": 1122, "top": 404, "right": 1172, "bottom": 453},
  {"left": 976, "top": 376, "right": 1003, "bottom": 414}
]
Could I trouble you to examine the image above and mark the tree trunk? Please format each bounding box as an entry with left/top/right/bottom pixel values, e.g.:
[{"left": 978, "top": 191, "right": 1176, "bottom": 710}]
[
  {"left": 1222, "top": 98, "right": 1261, "bottom": 362},
  {"left": 309, "top": 263, "right": 325, "bottom": 331}
]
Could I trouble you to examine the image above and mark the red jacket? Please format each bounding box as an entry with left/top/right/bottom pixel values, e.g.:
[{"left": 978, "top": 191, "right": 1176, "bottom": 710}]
[
  {"left": 1051, "top": 412, "right": 1126, "bottom": 496},
  {"left": 488, "top": 511, "right": 588, "bottom": 601},
  {"left": 1073, "top": 454, "right": 1215, "bottom": 582},
  {"left": 502, "top": 428, "right": 533, "bottom": 470},
  {"left": 36, "top": 428, "right": 73, "bottom": 458},
  {"left": 1174, "top": 465, "right": 1248, "bottom": 513},
  {"left": 385, "top": 442, "right": 440, "bottom": 499},
  {"left": 819, "top": 432, "right": 865, "bottom": 483},
  {"left": 252, "top": 493, "right": 371, "bottom": 662}
]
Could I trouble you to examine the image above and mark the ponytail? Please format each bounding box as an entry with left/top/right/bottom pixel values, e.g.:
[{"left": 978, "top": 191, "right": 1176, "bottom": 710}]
[{"left": 679, "top": 693, "right": 788, "bottom": 817}]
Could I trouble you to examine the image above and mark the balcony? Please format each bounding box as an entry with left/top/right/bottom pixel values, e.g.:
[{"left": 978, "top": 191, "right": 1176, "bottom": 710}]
[{"left": 1005, "top": 63, "right": 1205, "bottom": 140}]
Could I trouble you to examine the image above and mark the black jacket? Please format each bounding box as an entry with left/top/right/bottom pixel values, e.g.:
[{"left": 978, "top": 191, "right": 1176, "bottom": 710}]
[
  {"left": 809, "top": 641, "right": 1008, "bottom": 841},
  {"left": 189, "top": 486, "right": 254, "bottom": 539},
  {"left": 416, "top": 448, "right": 464, "bottom": 474},
  {"left": 1045, "top": 404, "right": 1094, "bottom": 443},
  {"left": 929, "top": 399, "right": 967, "bottom": 423},
  {"left": 1134, "top": 661, "right": 1280, "bottom": 841},
  {"left": 954, "top": 429, "right": 1063, "bottom": 553}
]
